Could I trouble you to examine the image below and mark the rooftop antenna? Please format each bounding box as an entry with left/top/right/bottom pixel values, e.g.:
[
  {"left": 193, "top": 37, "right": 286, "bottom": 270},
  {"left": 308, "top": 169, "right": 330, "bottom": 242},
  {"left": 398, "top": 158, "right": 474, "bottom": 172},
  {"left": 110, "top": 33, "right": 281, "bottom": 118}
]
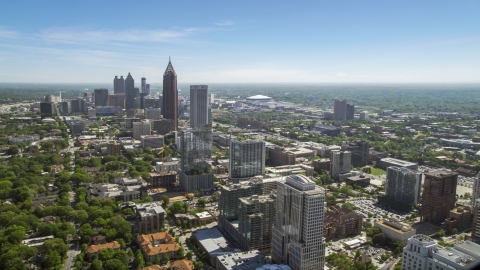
[{"left": 169, "top": 56, "right": 171, "bottom": 62}]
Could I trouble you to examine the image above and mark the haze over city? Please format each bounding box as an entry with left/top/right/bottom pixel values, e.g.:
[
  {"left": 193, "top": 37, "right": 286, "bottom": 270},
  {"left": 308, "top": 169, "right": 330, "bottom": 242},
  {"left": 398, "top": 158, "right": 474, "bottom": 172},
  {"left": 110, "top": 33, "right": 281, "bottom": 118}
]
[{"left": 1, "top": 0, "right": 479, "bottom": 83}]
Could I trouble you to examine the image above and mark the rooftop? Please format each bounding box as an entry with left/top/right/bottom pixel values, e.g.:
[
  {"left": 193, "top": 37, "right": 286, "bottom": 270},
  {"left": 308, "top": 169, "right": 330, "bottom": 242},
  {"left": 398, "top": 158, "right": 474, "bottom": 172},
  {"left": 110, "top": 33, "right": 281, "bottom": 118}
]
[
  {"left": 193, "top": 227, "right": 237, "bottom": 256},
  {"left": 216, "top": 250, "right": 270, "bottom": 270},
  {"left": 86, "top": 241, "right": 120, "bottom": 254}
]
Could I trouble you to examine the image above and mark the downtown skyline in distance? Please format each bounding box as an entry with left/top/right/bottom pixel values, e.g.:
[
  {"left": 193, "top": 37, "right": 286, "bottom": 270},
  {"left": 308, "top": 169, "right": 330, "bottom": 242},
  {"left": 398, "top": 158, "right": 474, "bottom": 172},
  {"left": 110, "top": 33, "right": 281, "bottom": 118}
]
[{"left": 0, "top": 0, "right": 479, "bottom": 84}]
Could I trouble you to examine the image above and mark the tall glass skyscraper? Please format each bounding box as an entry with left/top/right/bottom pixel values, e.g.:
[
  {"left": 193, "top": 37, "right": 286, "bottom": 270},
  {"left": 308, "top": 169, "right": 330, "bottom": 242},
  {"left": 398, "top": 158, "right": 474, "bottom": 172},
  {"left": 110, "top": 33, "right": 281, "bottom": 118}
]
[{"left": 229, "top": 139, "right": 265, "bottom": 180}]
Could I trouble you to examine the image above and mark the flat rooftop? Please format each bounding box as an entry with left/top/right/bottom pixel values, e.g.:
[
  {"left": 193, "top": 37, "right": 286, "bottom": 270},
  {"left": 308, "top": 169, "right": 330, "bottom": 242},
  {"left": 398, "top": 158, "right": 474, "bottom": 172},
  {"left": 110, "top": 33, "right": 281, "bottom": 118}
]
[
  {"left": 216, "top": 250, "right": 269, "bottom": 270},
  {"left": 381, "top": 158, "right": 417, "bottom": 167},
  {"left": 193, "top": 227, "right": 237, "bottom": 256}
]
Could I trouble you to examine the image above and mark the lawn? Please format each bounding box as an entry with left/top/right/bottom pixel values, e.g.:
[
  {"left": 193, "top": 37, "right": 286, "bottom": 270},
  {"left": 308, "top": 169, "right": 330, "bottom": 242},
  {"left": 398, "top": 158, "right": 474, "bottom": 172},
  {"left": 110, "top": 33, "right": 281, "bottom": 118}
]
[{"left": 370, "top": 167, "right": 386, "bottom": 176}]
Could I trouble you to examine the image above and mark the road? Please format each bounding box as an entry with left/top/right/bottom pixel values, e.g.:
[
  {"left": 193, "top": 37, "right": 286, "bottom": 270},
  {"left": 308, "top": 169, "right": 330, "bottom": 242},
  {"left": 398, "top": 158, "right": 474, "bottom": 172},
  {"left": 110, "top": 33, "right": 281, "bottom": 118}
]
[{"left": 64, "top": 240, "right": 81, "bottom": 270}]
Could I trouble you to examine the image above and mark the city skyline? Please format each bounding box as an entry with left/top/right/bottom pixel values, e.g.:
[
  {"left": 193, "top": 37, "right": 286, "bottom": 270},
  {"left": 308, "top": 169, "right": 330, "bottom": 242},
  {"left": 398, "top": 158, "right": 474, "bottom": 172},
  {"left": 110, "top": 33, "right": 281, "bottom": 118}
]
[{"left": 1, "top": 1, "right": 479, "bottom": 83}]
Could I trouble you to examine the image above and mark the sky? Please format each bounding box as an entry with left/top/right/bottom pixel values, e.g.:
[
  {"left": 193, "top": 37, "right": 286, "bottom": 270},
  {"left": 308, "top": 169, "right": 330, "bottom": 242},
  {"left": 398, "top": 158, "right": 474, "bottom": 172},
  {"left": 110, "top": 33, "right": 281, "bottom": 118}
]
[{"left": 0, "top": 1, "right": 479, "bottom": 84}]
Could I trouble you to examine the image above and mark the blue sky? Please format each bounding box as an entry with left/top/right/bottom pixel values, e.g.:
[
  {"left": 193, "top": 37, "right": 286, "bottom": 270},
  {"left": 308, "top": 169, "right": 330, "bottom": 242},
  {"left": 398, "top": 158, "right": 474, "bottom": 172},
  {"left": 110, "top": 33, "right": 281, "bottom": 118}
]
[{"left": 0, "top": 1, "right": 479, "bottom": 83}]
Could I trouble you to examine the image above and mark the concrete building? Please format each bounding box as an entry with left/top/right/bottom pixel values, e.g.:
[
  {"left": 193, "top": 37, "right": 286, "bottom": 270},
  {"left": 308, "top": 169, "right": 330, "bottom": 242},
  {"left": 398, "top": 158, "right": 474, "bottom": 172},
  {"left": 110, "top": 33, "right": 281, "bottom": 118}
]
[
  {"left": 268, "top": 146, "right": 315, "bottom": 166},
  {"left": 148, "top": 171, "right": 177, "bottom": 189},
  {"left": 108, "top": 93, "right": 125, "bottom": 109},
  {"left": 385, "top": 167, "right": 422, "bottom": 206},
  {"left": 323, "top": 206, "right": 363, "bottom": 241},
  {"left": 379, "top": 158, "right": 418, "bottom": 170},
  {"left": 96, "top": 106, "right": 122, "bottom": 116},
  {"left": 61, "top": 101, "right": 70, "bottom": 115},
  {"left": 236, "top": 194, "right": 276, "bottom": 251},
  {"left": 70, "top": 98, "right": 87, "bottom": 114},
  {"left": 473, "top": 176, "right": 480, "bottom": 207},
  {"left": 402, "top": 234, "right": 480, "bottom": 270},
  {"left": 346, "top": 103, "right": 355, "bottom": 120},
  {"left": 218, "top": 177, "right": 264, "bottom": 220},
  {"left": 216, "top": 250, "right": 275, "bottom": 270},
  {"left": 272, "top": 175, "right": 326, "bottom": 270},
  {"left": 330, "top": 150, "right": 351, "bottom": 177},
  {"left": 421, "top": 170, "right": 458, "bottom": 224},
  {"left": 360, "top": 111, "right": 369, "bottom": 120},
  {"left": 374, "top": 219, "right": 416, "bottom": 244},
  {"left": 334, "top": 99, "right": 347, "bottom": 121},
  {"left": 40, "top": 102, "right": 55, "bottom": 118},
  {"left": 192, "top": 227, "right": 237, "bottom": 266},
  {"left": 230, "top": 139, "right": 265, "bottom": 180},
  {"left": 346, "top": 175, "right": 371, "bottom": 187},
  {"left": 9, "top": 135, "right": 39, "bottom": 145},
  {"left": 156, "top": 160, "right": 180, "bottom": 173},
  {"left": 94, "top": 88, "right": 109, "bottom": 107},
  {"left": 347, "top": 140, "right": 370, "bottom": 167},
  {"left": 145, "top": 108, "right": 162, "bottom": 120},
  {"left": 133, "top": 120, "right": 151, "bottom": 140},
  {"left": 71, "top": 121, "right": 87, "bottom": 135},
  {"left": 266, "top": 164, "right": 314, "bottom": 177},
  {"left": 162, "top": 59, "right": 178, "bottom": 131},
  {"left": 135, "top": 202, "right": 165, "bottom": 234},
  {"left": 114, "top": 75, "right": 125, "bottom": 94},
  {"left": 472, "top": 199, "right": 480, "bottom": 244},
  {"left": 190, "top": 85, "right": 209, "bottom": 128},
  {"left": 444, "top": 206, "right": 472, "bottom": 234},
  {"left": 140, "top": 135, "right": 164, "bottom": 149},
  {"left": 125, "top": 72, "right": 136, "bottom": 110},
  {"left": 153, "top": 119, "right": 176, "bottom": 135}
]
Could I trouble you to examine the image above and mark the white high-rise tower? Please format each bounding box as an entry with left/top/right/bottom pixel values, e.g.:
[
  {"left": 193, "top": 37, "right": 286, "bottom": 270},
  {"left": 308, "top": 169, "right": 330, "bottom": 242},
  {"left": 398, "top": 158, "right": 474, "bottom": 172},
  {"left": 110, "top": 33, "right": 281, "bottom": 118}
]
[{"left": 272, "top": 175, "right": 326, "bottom": 270}]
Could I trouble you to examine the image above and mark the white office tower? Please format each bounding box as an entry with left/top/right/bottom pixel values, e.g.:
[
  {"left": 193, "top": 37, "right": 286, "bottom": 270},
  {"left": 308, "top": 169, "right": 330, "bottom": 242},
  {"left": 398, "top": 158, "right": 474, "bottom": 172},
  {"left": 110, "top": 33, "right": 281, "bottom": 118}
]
[
  {"left": 190, "top": 85, "right": 209, "bottom": 128},
  {"left": 133, "top": 120, "right": 151, "bottom": 140},
  {"left": 473, "top": 175, "right": 480, "bottom": 206},
  {"left": 385, "top": 167, "right": 422, "bottom": 206},
  {"left": 402, "top": 234, "right": 480, "bottom": 270},
  {"left": 272, "top": 175, "right": 326, "bottom": 270}
]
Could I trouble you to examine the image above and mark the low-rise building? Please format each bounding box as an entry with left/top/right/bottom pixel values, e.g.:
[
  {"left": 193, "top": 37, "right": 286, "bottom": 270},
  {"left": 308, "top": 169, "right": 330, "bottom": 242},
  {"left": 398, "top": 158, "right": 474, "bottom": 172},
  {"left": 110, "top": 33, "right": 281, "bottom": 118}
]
[
  {"left": 192, "top": 227, "right": 237, "bottom": 266},
  {"left": 444, "top": 206, "right": 472, "bottom": 234},
  {"left": 86, "top": 241, "right": 121, "bottom": 260},
  {"left": 346, "top": 175, "right": 371, "bottom": 187},
  {"left": 156, "top": 160, "right": 180, "bottom": 173},
  {"left": 323, "top": 207, "right": 363, "bottom": 241},
  {"left": 378, "top": 158, "right": 418, "bottom": 170},
  {"left": 374, "top": 219, "right": 416, "bottom": 244},
  {"left": 141, "top": 135, "right": 164, "bottom": 149},
  {"left": 265, "top": 164, "right": 313, "bottom": 177},
  {"left": 216, "top": 250, "right": 273, "bottom": 270},
  {"left": 137, "top": 232, "right": 180, "bottom": 263},
  {"left": 148, "top": 172, "right": 178, "bottom": 189},
  {"left": 135, "top": 202, "right": 165, "bottom": 234}
]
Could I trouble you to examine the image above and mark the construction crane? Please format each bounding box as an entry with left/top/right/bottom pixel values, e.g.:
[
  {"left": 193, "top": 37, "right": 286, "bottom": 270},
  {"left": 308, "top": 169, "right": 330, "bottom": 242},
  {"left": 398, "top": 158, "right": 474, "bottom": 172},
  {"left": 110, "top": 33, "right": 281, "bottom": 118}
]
[{"left": 158, "top": 147, "right": 165, "bottom": 172}]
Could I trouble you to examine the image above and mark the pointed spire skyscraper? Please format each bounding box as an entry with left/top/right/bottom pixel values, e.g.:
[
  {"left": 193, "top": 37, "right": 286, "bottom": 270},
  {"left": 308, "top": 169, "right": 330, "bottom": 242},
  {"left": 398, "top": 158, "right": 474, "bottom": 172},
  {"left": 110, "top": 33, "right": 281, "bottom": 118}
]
[{"left": 162, "top": 59, "right": 178, "bottom": 131}]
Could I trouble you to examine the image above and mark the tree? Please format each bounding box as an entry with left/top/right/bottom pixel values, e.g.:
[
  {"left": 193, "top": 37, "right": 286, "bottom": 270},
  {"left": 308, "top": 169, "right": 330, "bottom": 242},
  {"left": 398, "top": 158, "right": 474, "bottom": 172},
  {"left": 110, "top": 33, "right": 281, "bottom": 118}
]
[
  {"left": 354, "top": 261, "right": 367, "bottom": 270},
  {"left": 193, "top": 261, "right": 204, "bottom": 270},
  {"left": 135, "top": 250, "right": 145, "bottom": 269},
  {"left": 43, "top": 238, "right": 68, "bottom": 258},
  {"left": 437, "top": 229, "right": 445, "bottom": 237},
  {"left": 44, "top": 251, "right": 62, "bottom": 269},
  {"left": 186, "top": 251, "right": 193, "bottom": 260},
  {"left": 113, "top": 250, "right": 130, "bottom": 265},
  {"left": 198, "top": 198, "right": 207, "bottom": 208},
  {"left": 155, "top": 255, "right": 161, "bottom": 265},
  {"left": 162, "top": 195, "right": 170, "bottom": 208},
  {"left": 121, "top": 208, "right": 135, "bottom": 216},
  {"left": 76, "top": 210, "right": 88, "bottom": 224},
  {"left": 91, "top": 260, "right": 103, "bottom": 270},
  {"left": 176, "top": 246, "right": 185, "bottom": 259},
  {"left": 452, "top": 228, "right": 459, "bottom": 235},
  {"left": 162, "top": 253, "right": 170, "bottom": 263},
  {"left": 7, "top": 145, "right": 19, "bottom": 155},
  {"left": 103, "top": 259, "right": 127, "bottom": 270},
  {"left": 342, "top": 202, "right": 357, "bottom": 211},
  {"left": 99, "top": 248, "right": 115, "bottom": 261},
  {"left": 372, "top": 233, "right": 385, "bottom": 245}
]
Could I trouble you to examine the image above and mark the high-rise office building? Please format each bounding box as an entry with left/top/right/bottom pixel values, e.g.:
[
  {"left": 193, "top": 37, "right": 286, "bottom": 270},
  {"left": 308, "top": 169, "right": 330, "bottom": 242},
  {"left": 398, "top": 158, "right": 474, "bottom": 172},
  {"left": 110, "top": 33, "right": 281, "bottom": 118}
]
[
  {"left": 333, "top": 99, "right": 347, "bottom": 121},
  {"left": 330, "top": 150, "right": 351, "bottom": 177},
  {"left": 179, "top": 124, "right": 214, "bottom": 192},
  {"left": 472, "top": 199, "right": 480, "bottom": 244},
  {"left": 229, "top": 139, "right": 265, "bottom": 180},
  {"left": 133, "top": 120, "right": 151, "bottom": 140},
  {"left": 141, "top": 77, "right": 146, "bottom": 93},
  {"left": 385, "top": 167, "right": 422, "bottom": 206},
  {"left": 162, "top": 59, "right": 178, "bottom": 131},
  {"left": 348, "top": 140, "right": 370, "bottom": 167},
  {"left": 190, "top": 85, "right": 209, "bottom": 128},
  {"left": 94, "top": 88, "right": 109, "bottom": 107},
  {"left": 114, "top": 75, "right": 125, "bottom": 94},
  {"left": 70, "top": 98, "right": 87, "bottom": 114},
  {"left": 218, "top": 178, "right": 264, "bottom": 220},
  {"left": 473, "top": 176, "right": 480, "bottom": 207},
  {"left": 139, "top": 92, "right": 148, "bottom": 109},
  {"left": 346, "top": 104, "right": 355, "bottom": 120},
  {"left": 146, "top": 84, "right": 151, "bottom": 96},
  {"left": 421, "top": 170, "right": 458, "bottom": 224},
  {"left": 125, "top": 73, "right": 136, "bottom": 110},
  {"left": 272, "top": 175, "right": 326, "bottom": 270},
  {"left": 40, "top": 102, "right": 55, "bottom": 118},
  {"left": 108, "top": 94, "right": 125, "bottom": 109},
  {"left": 61, "top": 101, "right": 70, "bottom": 115},
  {"left": 145, "top": 108, "right": 162, "bottom": 120}
]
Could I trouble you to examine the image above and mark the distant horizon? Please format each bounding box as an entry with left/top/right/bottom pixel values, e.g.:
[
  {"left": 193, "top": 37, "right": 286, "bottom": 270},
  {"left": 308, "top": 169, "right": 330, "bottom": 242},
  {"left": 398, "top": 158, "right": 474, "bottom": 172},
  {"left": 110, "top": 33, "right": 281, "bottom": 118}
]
[
  {"left": 2, "top": 82, "right": 480, "bottom": 85},
  {"left": 1, "top": 1, "right": 479, "bottom": 83}
]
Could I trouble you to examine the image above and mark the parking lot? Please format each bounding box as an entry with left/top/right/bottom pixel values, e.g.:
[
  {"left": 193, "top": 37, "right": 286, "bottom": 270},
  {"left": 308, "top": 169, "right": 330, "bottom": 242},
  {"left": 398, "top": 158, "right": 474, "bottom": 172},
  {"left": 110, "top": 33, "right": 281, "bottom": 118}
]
[{"left": 347, "top": 198, "right": 411, "bottom": 224}]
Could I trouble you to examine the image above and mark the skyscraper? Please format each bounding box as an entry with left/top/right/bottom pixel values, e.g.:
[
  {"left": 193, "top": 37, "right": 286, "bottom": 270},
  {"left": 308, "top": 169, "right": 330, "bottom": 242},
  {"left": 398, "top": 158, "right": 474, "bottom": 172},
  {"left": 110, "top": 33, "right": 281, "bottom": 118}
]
[
  {"left": 473, "top": 176, "right": 480, "bottom": 206},
  {"left": 114, "top": 76, "right": 125, "bottom": 94},
  {"left": 229, "top": 139, "right": 265, "bottom": 180},
  {"left": 420, "top": 170, "right": 458, "bottom": 224},
  {"left": 125, "top": 73, "right": 136, "bottom": 110},
  {"left": 190, "top": 85, "right": 209, "bottom": 128},
  {"left": 272, "top": 175, "right": 326, "bottom": 270},
  {"left": 346, "top": 104, "right": 355, "bottom": 120},
  {"left": 162, "top": 59, "right": 178, "bottom": 131},
  {"left": 330, "top": 150, "right": 351, "bottom": 177},
  {"left": 333, "top": 99, "right": 347, "bottom": 121},
  {"left": 94, "top": 88, "right": 109, "bottom": 107},
  {"left": 141, "top": 77, "right": 146, "bottom": 93},
  {"left": 385, "top": 167, "right": 422, "bottom": 206},
  {"left": 146, "top": 84, "right": 151, "bottom": 96},
  {"left": 472, "top": 199, "right": 480, "bottom": 244},
  {"left": 179, "top": 124, "right": 214, "bottom": 192}
]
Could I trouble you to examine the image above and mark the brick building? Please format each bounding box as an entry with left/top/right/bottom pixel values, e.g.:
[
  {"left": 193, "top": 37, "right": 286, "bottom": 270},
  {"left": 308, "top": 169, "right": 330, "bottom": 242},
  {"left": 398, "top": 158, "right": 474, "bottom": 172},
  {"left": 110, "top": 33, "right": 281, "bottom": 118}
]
[
  {"left": 421, "top": 170, "right": 458, "bottom": 224},
  {"left": 323, "top": 206, "right": 363, "bottom": 241}
]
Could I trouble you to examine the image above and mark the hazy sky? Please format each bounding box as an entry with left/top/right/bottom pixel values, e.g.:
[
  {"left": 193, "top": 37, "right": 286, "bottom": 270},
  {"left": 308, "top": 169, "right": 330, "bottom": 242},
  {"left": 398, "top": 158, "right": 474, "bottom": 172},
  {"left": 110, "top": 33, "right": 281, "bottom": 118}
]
[{"left": 1, "top": 1, "right": 479, "bottom": 83}]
